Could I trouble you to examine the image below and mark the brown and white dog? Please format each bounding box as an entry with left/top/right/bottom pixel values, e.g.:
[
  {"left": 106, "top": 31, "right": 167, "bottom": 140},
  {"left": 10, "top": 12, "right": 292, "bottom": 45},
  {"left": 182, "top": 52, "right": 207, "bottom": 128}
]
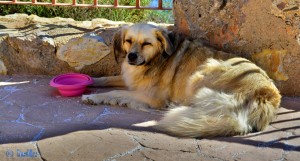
[{"left": 82, "top": 23, "right": 281, "bottom": 138}]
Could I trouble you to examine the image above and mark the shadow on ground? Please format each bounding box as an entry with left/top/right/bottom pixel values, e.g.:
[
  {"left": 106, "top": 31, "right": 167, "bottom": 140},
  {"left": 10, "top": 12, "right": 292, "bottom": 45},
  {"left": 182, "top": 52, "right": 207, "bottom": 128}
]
[{"left": 0, "top": 75, "right": 299, "bottom": 160}]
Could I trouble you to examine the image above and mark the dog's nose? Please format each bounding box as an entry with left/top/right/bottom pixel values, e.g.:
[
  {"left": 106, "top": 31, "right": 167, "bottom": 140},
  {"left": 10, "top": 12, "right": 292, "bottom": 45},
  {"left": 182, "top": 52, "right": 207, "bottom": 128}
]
[{"left": 128, "top": 53, "right": 138, "bottom": 61}]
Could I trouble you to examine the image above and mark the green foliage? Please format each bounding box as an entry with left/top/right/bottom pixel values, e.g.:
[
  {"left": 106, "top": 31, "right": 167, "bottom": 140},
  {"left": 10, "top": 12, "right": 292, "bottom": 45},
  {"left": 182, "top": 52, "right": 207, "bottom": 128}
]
[{"left": 0, "top": 0, "right": 174, "bottom": 23}]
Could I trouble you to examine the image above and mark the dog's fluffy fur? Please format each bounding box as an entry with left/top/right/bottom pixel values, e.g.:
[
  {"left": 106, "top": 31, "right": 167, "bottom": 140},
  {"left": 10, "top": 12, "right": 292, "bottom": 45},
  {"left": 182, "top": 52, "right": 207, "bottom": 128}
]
[{"left": 82, "top": 24, "right": 281, "bottom": 138}]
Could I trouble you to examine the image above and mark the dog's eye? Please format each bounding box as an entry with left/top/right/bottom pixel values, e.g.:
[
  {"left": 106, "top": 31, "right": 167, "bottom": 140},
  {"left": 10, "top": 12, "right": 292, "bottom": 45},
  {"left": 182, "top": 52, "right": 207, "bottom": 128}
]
[
  {"left": 125, "top": 39, "right": 132, "bottom": 44},
  {"left": 142, "top": 42, "right": 152, "bottom": 47}
]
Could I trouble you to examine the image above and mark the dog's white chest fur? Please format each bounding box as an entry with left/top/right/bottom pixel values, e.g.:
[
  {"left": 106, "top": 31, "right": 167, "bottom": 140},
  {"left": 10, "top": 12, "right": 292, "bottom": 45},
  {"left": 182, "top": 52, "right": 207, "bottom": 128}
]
[{"left": 121, "top": 62, "right": 148, "bottom": 90}]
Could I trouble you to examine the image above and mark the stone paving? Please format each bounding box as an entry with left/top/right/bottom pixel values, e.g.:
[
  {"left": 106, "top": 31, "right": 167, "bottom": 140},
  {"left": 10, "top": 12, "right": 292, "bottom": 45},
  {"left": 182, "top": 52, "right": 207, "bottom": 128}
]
[{"left": 0, "top": 75, "right": 299, "bottom": 161}]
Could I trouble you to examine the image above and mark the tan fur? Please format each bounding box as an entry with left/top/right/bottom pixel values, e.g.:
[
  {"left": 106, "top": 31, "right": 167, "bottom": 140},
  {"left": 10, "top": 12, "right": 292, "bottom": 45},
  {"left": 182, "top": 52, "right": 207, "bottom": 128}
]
[{"left": 82, "top": 24, "right": 281, "bottom": 138}]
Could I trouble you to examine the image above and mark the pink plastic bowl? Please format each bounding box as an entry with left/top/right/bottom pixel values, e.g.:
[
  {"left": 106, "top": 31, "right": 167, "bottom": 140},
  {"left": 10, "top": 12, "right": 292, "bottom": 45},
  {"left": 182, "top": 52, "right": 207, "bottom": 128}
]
[{"left": 50, "top": 73, "right": 93, "bottom": 97}]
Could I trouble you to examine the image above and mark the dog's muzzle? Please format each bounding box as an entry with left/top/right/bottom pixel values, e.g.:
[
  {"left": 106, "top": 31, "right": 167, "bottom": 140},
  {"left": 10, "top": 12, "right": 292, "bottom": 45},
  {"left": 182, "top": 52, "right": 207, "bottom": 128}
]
[
  {"left": 128, "top": 53, "right": 138, "bottom": 62},
  {"left": 127, "top": 52, "right": 145, "bottom": 66}
]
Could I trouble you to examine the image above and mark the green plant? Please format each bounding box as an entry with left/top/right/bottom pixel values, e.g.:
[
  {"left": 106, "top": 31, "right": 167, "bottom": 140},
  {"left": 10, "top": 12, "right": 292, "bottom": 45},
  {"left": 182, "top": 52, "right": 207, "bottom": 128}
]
[{"left": 0, "top": 0, "right": 174, "bottom": 23}]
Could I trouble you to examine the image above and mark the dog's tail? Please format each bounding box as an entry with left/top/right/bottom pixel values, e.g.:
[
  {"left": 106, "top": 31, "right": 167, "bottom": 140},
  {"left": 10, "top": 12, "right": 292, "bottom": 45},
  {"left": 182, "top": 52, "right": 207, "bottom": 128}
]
[{"left": 156, "top": 87, "right": 280, "bottom": 138}]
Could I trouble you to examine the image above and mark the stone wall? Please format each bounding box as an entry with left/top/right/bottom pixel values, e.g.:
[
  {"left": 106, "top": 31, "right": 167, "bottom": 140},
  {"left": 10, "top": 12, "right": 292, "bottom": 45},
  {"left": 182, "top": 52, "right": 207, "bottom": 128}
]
[
  {"left": 1, "top": 1, "right": 300, "bottom": 96},
  {"left": 0, "top": 14, "right": 127, "bottom": 77},
  {"left": 173, "top": 0, "right": 300, "bottom": 96}
]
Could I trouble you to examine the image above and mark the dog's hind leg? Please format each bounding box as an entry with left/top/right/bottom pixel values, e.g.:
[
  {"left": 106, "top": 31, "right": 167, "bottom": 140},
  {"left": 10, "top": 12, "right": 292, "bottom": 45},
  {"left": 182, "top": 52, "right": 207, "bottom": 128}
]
[
  {"left": 156, "top": 87, "right": 251, "bottom": 137},
  {"left": 156, "top": 86, "right": 280, "bottom": 138},
  {"left": 82, "top": 90, "right": 161, "bottom": 112},
  {"left": 91, "top": 76, "right": 126, "bottom": 87}
]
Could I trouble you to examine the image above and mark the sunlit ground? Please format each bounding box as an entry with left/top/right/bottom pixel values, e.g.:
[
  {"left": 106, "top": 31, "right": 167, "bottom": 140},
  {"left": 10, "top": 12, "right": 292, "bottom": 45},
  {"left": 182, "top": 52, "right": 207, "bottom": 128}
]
[
  {"left": 0, "top": 81, "right": 30, "bottom": 86},
  {"left": 132, "top": 120, "right": 158, "bottom": 127}
]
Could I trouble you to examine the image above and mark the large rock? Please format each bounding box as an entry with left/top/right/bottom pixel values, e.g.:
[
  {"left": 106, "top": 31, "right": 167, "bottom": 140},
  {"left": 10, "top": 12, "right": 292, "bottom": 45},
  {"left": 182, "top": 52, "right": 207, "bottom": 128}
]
[
  {"left": 0, "top": 25, "right": 70, "bottom": 75},
  {"left": 173, "top": 0, "right": 300, "bottom": 96},
  {"left": 56, "top": 33, "right": 110, "bottom": 71},
  {"left": 0, "top": 14, "right": 127, "bottom": 76},
  {"left": 37, "top": 129, "right": 140, "bottom": 160}
]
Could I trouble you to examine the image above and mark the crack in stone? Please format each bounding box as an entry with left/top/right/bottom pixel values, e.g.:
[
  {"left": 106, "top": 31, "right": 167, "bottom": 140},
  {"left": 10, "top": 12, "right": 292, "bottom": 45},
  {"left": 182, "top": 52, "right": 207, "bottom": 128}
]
[
  {"left": 14, "top": 105, "right": 45, "bottom": 142},
  {"left": 35, "top": 141, "right": 47, "bottom": 161},
  {"left": 90, "top": 107, "right": 126, "bottom": 124},
  {"left": 103, "top": 145, "right": 143, "bottom": 161},
  {"left": 14, "top": 120, "right": 38, "bottom": 128},
  {"left": 32, "top": 128, "right": 45, "bottom": 142},
  {"left": 178, "top": 149, "right": 195, "bottom": 153},
  {"left": 102, "top": 131, "right": 146, "bottom": 161},
  {"left": 143, "top": 155, "right": 155, "bottom": 161},
  {"left": 195, "top": 139, "right": 202, "bottom": 156},
  {"left": 125, "top": 132, "right": 197, "bottom": 154},
  {"left": 195, "top": 140, "right": 225, "bottom": 161},
  {"left": 124, "top": 132, "right": 165, "bottom": 151},
  {"left": 0, "top": 93, "right": 12, "bottom": 101},
  {"left": 0, "top": 85, "right": 26, "bottom": 100},
  {"left": 16, "top": 106, "right": 26, "bottom": 122},
  {"left": 274, "top": 150, "right": 288, "bottom": 161},
  {"left": 272, "top": 140, "right": 289, "bottom": 161},
  {"left": 0, "top": 103, "right": 46, "bottom": 142},
  {"left": 123, "top": 132, "right": 157, "bottom": 161},
  {"left": 0, "top": 82, "right": 33, "bottom": 103},
  {"left": 138, "top": 142, "right": 163, "bottom": 151}
]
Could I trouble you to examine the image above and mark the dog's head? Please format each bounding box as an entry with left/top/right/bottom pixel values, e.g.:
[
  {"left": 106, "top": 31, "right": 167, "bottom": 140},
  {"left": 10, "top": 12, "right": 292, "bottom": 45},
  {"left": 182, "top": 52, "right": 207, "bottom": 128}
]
[{"left": 113, "top": 24, "right": 174, "bottom": 66}]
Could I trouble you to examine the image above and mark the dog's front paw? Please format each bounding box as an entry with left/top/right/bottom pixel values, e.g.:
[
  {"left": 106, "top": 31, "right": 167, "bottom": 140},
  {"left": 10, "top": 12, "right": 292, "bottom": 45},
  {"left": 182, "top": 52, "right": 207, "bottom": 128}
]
[
  {"left": 82, "top": 94, "right": 99, "bottom": 105},
  {"left": 82, "top": 93, "right": 120, "bottom": 106},
  {"left": 116, "top": 99, "right": 146, "bottom": 110}
]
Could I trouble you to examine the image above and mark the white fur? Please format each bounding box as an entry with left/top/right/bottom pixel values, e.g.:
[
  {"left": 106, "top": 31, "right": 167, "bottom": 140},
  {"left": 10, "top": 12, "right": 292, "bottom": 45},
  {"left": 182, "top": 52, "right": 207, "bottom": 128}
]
[{"left": 157, "top": 87, "right": 252, "bottom": 137}]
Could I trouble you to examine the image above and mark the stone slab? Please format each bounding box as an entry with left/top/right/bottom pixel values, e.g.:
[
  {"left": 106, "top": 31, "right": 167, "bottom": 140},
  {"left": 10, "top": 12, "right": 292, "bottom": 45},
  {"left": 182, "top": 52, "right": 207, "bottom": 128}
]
[
  {"left": 0, "top": 75, "right": 299, "bottom": 160},
  {"left": 173, "top": 0, "right": 300, "bottom": 96}
]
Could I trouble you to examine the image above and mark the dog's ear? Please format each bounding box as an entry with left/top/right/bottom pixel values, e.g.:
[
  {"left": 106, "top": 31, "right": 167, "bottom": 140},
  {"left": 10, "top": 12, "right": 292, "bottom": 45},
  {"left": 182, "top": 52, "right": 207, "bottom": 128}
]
[
  {"left": 113, "top": 25, "right": 128, "bottom": 63},
  {"left": 156, "top": 28, "right": 174, "bottom": 56}
]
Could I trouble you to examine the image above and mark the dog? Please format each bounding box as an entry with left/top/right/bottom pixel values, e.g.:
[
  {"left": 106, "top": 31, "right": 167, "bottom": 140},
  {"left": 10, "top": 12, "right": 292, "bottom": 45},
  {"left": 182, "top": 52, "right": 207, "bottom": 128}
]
[{"left": 82, "top": 23, "right": 281, "bottom": 138}]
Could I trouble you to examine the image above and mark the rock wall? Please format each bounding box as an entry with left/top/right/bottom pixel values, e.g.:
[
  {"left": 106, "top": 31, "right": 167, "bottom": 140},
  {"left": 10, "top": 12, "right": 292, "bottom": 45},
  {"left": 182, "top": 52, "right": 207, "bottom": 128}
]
[
  {"left": 1, "top": 2, "right": 300, "bottom": 96},
  {"left": 173, "top": 0, "right": 300, "bottom": 96},
  {"left": 0, "top": 14, "right": 127, "bottom": 77}
]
